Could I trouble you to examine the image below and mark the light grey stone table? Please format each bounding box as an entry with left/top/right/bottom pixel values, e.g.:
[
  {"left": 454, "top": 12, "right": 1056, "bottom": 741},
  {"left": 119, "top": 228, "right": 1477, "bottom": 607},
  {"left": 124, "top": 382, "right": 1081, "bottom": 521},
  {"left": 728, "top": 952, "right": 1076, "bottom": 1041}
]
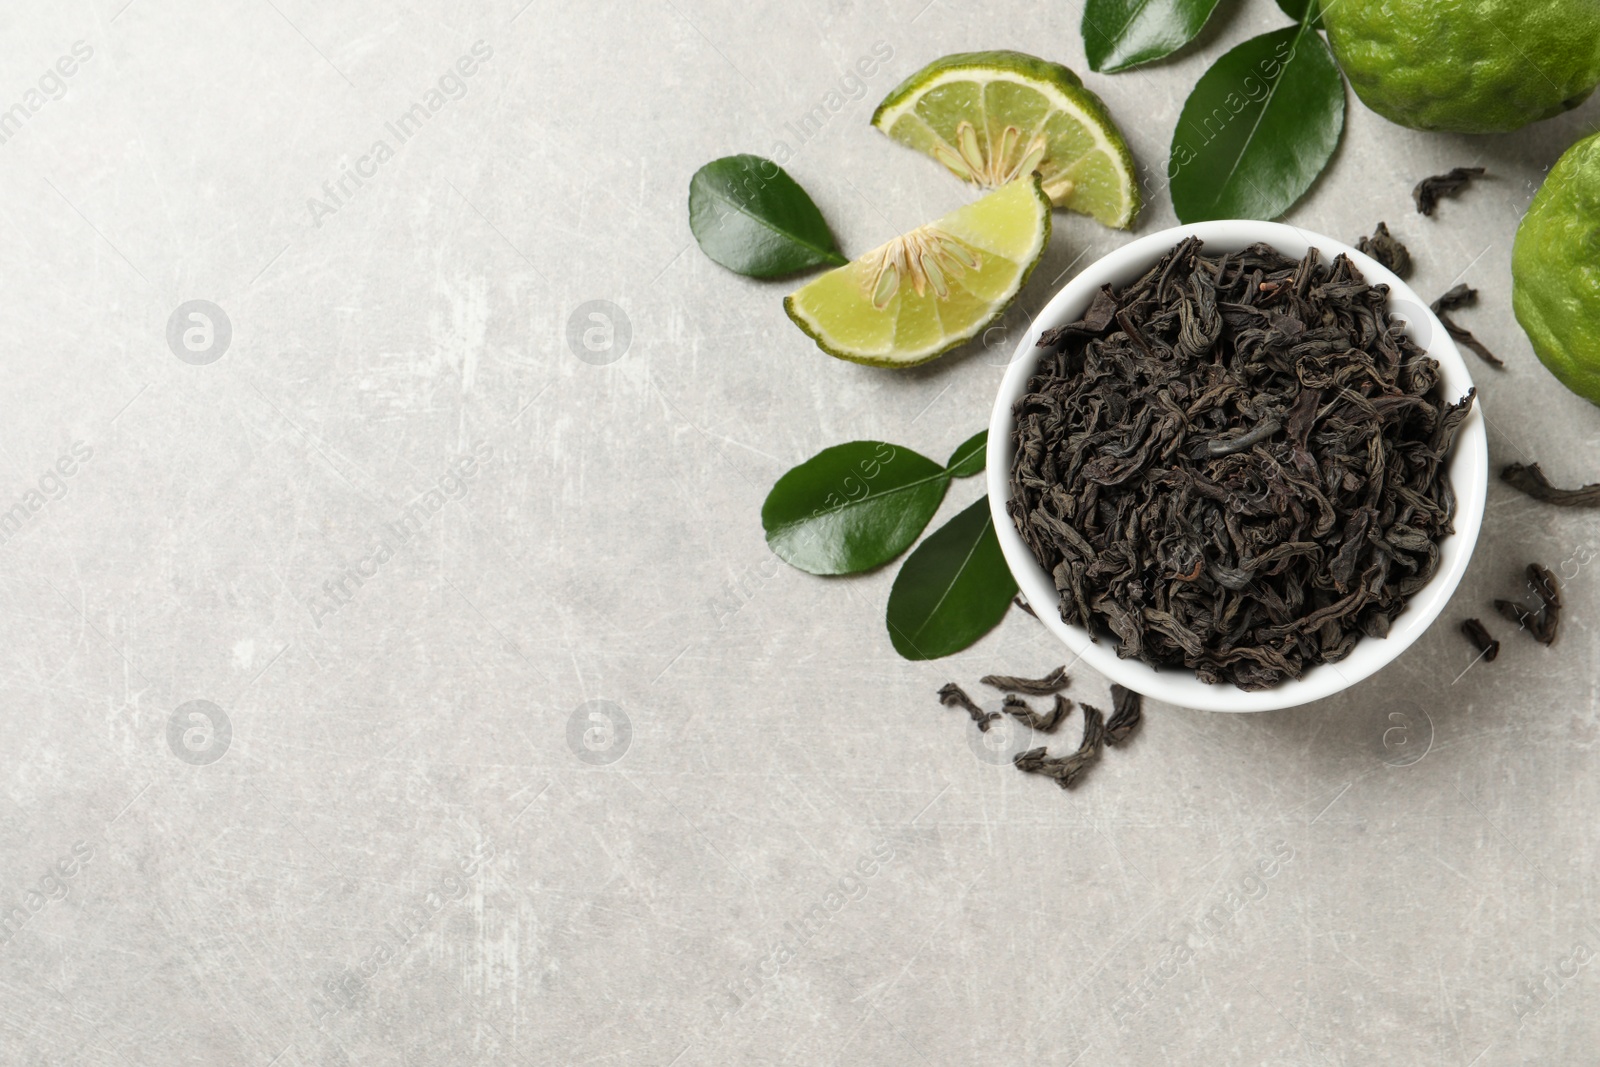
[{"left": 1, "top": 1, "right": 1597, "bottom": 1064}]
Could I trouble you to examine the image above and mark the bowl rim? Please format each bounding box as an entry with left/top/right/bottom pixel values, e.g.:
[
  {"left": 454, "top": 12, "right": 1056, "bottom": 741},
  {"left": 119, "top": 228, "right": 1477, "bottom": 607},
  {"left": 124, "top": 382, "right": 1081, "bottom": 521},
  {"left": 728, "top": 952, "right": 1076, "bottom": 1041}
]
[{"left": 986, "top": 219, "right": 1489, "bottom": 713}]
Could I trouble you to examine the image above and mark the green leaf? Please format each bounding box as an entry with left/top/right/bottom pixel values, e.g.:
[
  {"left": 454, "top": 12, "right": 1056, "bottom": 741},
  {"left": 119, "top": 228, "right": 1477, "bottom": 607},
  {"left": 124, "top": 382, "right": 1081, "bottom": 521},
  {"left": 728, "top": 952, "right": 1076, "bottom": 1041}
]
[
  {"left": 945, "top": 430, "right": 988, "bottom": 478},
  {"left": 689, "top": 155, "right": 848, "bottom": 278},
  {"left": 1275, "top": 0, "right": 1322, "bottom": 29},
  {"left": 1169, "top": 25, "right": 1345, "bottom": 223},
  {"left": 1082, "top": 0, "right": 1224, "bottom": 73},
  {"left": 763, "top": 442, "right": 950, "bottom": 575},
  {"left": 886, "top": 495, "right": 1018, "bottom": 660}
]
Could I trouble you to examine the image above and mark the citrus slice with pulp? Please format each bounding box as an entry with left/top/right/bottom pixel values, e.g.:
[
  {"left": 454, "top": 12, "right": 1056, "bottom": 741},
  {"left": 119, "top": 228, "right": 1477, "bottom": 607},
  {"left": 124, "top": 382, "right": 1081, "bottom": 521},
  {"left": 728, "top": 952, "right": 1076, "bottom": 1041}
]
[
  {"left": 783, "top": 174, "right": 1051, "bottom": 368},
  {"left": 872, "top": 50, "right": 1139, "bottom": 229}
]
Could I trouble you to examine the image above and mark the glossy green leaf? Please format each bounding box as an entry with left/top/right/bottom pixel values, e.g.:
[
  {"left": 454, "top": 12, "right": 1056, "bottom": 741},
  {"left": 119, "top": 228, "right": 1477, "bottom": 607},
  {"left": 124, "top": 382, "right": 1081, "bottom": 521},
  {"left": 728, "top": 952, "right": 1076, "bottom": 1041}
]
[
  {"left": 689, "top": 155, "right": 848, "bottom": 278},
  {"left": 1083, "top": 0, "right": 1224, "bottom": 73},
  {"left": 1169, "top": 25, "right": 1345, "bottom": 223},
  {"left": 1275, "top": 0, "right": 1322, "bottom": 29},
  {"left": 763, "top": 442, "right": 950, "bottom": 575},
  {"left": 887, "top": 495, "right": 1018, "bottom": 660},
  {"left": 945, "top": 430, "right": 988, "bottom": 479}
]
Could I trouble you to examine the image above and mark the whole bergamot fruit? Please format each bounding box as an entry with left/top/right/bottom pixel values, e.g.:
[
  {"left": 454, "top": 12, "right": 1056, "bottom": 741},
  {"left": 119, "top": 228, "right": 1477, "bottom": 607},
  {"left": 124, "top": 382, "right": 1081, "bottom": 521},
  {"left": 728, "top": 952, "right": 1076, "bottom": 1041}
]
[
  {"left": 1321, "top": 0, "right": 1600, "bottom": 133},
  {"left": 1513, "top": 130, "right": 1600, "bottom": 405}
]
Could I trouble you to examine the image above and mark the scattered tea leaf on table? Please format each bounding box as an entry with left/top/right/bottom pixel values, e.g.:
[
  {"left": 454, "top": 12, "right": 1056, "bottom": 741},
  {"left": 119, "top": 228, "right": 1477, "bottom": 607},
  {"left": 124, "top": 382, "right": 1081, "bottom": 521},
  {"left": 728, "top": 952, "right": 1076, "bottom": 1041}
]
[
  {"left": 1169, "top": 24, "right": 1345, "bottom": 223},
  {"left": 1082, "top": 0, "right": 1224, "bottom": 73},
  {"left": 1414, "top": 167, "right": 1484, "bottom": 217},
  {"left": 1431, "top": 284, "right": 1503, "bottom": 368},
  {"left": 979, "top": 665, "right": 1069, "bottom": 694},
  {"left": 1104, "top": 685, "right": 1143, "bottom": 745},
  {"left": 1501, "top": 462, "right": 1600, "bottom": 507},
  {"left": 763, "top": 442, "right": 950, "bottom": 575},
  {"left": 945, "top": 430, "right": 988, "bottom": 478},
  {"left": 1354, "top": 221, "right": 1411, "bottom": 278},
  {"left": 1002, "top": 693, "right": 1073, "bottom": 732},
  {"left": 887, "top": 495, "right": 1017, "bottom": 660},
  {"left": 938, "top": 682, "right": 1002, "bottom": 731},
  {"left": 689, "top": 155, "right": 848, "bottom": 278},
  {"left": 1460, "top": 618, "right": 1499, "bottom": 661},
  {"left": 1014, "top": 705, "right": 1105, "bottom": 789},
  {"left": 1494, "top": 563, "right": 1562, "bottom": 645}
]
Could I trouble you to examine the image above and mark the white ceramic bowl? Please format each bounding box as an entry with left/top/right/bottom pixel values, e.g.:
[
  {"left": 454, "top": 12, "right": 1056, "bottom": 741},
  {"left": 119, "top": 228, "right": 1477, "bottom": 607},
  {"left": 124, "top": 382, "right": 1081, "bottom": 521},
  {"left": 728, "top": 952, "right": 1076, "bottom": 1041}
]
[{"left": 987, "top": 220, "right": 1489, "bottom": 713}]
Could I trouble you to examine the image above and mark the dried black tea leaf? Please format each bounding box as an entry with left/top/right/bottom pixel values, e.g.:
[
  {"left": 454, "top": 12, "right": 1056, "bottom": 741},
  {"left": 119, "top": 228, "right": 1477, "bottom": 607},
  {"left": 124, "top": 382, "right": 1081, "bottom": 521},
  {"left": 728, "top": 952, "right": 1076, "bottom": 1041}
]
[
  {"left": 1501, "top": 462, "right": 1600, "bottom": 507},
  {"left": 1037, "top": 285, "right": 1120, "bottom": 349},
  {"left": 980, "top": 665, "right": 1070, "bottom": 694},
  {"left": 1104, "top": 685, "right": 1143, "bottom": 746},
  {"left": 1414, "top": 167, "right": 1484, "bottom": 216},
  {"left": 1009, "top": 237, "right": 1474, "bottom": 690},
  {"left": 937, "top": 682, "right": 1001, "bottom": 731},
  {"left": 1203, "top": 417, "right": 1282, "bottom": 457},
  {"left": 1529, "top": 563, "right": 1562, "bottom": 644},
  {"left": 1432, "top": 283, "right": 1475, "bottom": 312},
  {"left": 1012, "top": 595, "right": 1039, "bottom": 618},
  {"left": 1430, "top": 284, "right": 1502, "bottom": 368},
  {"left": 1493, "top": 564, "right": 1561, "bottom": 645},
  {"left": 1354, "top": 222, "right": 1412, "bottom": 278},
  {"left": 1001, "top": 693, "right": 1073, "bottom": 733},
  {"left": 1493, "top": 597, "right": 1541, "bottom": 636},
  {"left": 1013, "top": 704, "right": 1106, "bottom": 790},
  {"left": 1460, "top": 618, "right": 1499, "bottom": 662}
]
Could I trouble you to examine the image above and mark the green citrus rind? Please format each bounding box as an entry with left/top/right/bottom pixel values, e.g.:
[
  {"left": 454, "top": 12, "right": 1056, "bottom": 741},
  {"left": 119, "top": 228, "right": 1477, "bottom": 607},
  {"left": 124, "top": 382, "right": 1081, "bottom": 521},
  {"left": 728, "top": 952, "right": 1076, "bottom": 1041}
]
[
  {"left": 1322, "top": 0, "right": 1600, "bottom": 133},
  {"left": 1513, "top": 130, "right": 1600, "bottom": 405},
  {"left": 784, "top": 175, "right": 1052, "bottom": 369},
  {"left": 871, "top": 50, "right": 1140, "bottom": 229}
]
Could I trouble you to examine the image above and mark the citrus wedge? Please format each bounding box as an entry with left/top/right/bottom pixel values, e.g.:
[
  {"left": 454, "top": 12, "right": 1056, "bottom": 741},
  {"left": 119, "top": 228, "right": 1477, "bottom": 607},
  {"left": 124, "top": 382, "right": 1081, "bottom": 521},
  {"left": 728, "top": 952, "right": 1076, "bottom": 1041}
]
[
  {"left": 783, "top": 175, "right": 1050, "bottom": 368},
  {"left": 872, "top": 50, "right": 1139, "bottom": 229}
]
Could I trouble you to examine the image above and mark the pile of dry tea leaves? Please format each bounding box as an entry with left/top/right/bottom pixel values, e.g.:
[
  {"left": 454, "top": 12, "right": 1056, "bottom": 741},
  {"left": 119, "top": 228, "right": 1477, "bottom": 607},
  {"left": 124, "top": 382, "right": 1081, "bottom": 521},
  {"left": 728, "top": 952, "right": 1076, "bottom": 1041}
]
[{"left": 1009, "top": 237, "right": 1475, "bottom": 690}]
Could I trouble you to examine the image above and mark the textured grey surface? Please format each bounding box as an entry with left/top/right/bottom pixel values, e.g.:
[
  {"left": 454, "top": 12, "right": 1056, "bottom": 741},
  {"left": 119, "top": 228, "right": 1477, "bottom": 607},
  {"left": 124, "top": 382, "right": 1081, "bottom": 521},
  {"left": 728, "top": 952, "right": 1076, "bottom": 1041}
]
[{"left": 2, "top": 1, "right": 1599, "bottom": 1064}]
